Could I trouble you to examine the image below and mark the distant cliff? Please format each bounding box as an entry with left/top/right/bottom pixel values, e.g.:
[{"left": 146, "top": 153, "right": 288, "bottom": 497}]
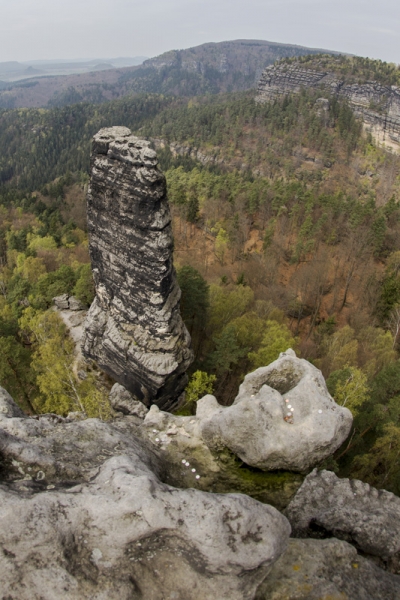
[{"left": 257, "top": 61, "right": 400, "bottom": 149}]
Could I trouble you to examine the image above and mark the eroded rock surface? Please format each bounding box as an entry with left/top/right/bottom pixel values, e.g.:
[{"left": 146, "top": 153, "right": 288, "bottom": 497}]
[
  {"left": 257, "top": 64, "right": 400, "bottom": 148},
  {"left": 109, "top": 383, "right": 149, "bottom": 419},
  {"left": 0, "top": 386, "right": 290, "bottom": 600},
  {"left": 143, "top": 350, "right": 352, "bottom": 480},
  {"left": 256, "top": 538, "right": 400, "bottom": 600},
  {"left": 81, "top": 127, "right": 193, "bottom": 411},
  {"left": 143, "top": 403, "right": 303, "bottom": 510},
  {"left": 286, "top": 469, "right": 400, "bottom": 573}
]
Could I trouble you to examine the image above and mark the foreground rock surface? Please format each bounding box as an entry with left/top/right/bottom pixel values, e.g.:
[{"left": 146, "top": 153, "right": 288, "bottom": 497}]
[
  {"left": 0, "top": 386, "right": 290, "bottom": 600},
  {"left": 286, "top": 469, "right": 400, "bottom": 574},
  {"left": 256, "top": 538, "right": 400, "bottom": 600},
  {"left": 81, "top": 127, "right": 193, "bottom": 411}
]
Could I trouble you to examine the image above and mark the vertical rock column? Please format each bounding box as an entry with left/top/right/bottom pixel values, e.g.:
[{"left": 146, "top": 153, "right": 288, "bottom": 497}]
[{"left": 82, "top": 127, "right": 193, "bottom": 411}]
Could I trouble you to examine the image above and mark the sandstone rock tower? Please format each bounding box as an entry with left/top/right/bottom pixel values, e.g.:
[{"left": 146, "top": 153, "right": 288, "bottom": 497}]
[{"left": 82, "top": 127, "right": 193, "bottom": 410}]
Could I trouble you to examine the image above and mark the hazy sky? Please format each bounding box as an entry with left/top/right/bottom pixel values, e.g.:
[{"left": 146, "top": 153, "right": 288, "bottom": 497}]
[{"left": 0, "top": 0, "right": 399, "bottom": 63}]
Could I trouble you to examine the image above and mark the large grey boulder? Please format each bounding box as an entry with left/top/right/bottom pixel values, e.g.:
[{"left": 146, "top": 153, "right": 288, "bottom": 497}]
[
  {"left": 257, "top": 538, "right": 400, "bottom": 600},
  {"left": 81, "top": 127, "right": 193, "bottom": 411},
  {"left": 0, "top": 385, "right": 25, "bottom": 418},
  {"left": 199, "top": 349, "right": 352, "bottom": 471},
  {"left": 144, "top": 350, "right": 352, "bottom": 475},
  {"left": 138, "top": 350, "right": 351, "bottom": 509},
  {"left": 53, "top": 294, "right": 86, "bottom": 311},
  {"left": 0, "top": 386, "right": 290, "bottom": 600},
  {"left": 285, "top": 469, "right": 400, "bottom": 573},
  {"left": 143, "top": 404, "right": 304, "bottom": 510}
]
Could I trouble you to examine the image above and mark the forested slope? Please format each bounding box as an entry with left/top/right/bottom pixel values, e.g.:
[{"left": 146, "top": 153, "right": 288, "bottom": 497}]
[{"left": 1, "top": 59, "right": 400, "bottom": 493}]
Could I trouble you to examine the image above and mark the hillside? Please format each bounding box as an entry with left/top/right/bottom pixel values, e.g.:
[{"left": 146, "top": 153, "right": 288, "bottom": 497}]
[
  {"left": 0, "top": 39, "right": 336, "bottom": 109},
  {"left": 1, "top": 56, "right": 400, "bottom": 494},
  {"left": 257, "top": 54, "right": 400, "bottom": 150}
]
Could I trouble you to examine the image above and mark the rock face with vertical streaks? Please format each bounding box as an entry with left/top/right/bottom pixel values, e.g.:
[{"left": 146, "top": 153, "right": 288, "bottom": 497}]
[{"left": 81, "top": 127, "right": 193, "bottom": 411}]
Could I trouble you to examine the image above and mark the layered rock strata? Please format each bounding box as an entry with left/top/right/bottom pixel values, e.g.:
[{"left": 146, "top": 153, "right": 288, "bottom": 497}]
[
  {"left": 0, "top": 386, "right": 290, "bottom": 600},
  {"left": 81, "top": 127, "right": 193, "bottom": 411},
  {"left": 257, "top": 64, "right": 400, "bottom": 148},
  {"left": 286, "top": 469, "right": 400, "bottom": 574}
]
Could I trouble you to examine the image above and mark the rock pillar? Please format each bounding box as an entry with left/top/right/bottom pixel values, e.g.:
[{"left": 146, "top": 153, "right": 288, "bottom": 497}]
[{"left": 82, "top": 127, "right": 193, "bottom": 410}]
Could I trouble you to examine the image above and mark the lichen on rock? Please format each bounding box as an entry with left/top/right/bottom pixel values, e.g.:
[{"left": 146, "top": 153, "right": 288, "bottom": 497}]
[
  {"left": 0, "top": 386, "right": 290, "bottom": 600},
  {"left": 135, "top": 350, "right": 353, "bottom": 513}
]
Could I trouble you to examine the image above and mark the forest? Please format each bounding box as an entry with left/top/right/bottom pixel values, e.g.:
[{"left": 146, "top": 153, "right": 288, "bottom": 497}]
[{"left": 1, "top": 54, "right": 400, "bottom": 494}]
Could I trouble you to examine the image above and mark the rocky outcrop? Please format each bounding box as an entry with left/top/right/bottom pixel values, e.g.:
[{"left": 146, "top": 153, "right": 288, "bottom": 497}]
[
  {"left": 109, "top": 383, "right": 149, "bottom": 418},
  {"left": 0, "top": 385, "right": 290, "bottom": 600},
  {"left": 257, "top": 538, "right": 400, "bottom": 600},
  {"left": 53, "top": 294, "right": 86, "bottom": 311},
  {"left": 285, "top": 469, "right": 400, "bottom": 573},
  {"left": 257, "top": 64, "right": 400, "bottom": 148},
  {"left": 143, "top": 350, "right": 353, "bottom": 483},
  {"left": 81, "top": 127, "right": 193, "bottom": 411},
  {"left": 1, "top": 384, "right": 398, "bottom": 600}
]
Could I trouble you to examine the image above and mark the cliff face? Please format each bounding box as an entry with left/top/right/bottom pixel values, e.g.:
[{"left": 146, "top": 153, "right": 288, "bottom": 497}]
[
  {"left": 81, "top": 127, "right": 193, "bottom": 410},
  {"left": 257, "top": 64, "right": 400, "bottom": 148}
]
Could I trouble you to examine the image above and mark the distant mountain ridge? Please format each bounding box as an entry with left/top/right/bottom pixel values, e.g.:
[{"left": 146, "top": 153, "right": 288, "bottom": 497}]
[
  {"left": 0, "top": 57, "right": 147, "bottom": 83},
  {"left": 0, "top": 39, "right": 338, "bottom": 109}
]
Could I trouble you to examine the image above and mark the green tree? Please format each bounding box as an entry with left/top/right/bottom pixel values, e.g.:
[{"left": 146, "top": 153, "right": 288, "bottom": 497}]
[
  {"left": 73, "top": 263, "right": 95, "bottom": 306},
  {"left": 19, "top": 308, "right": 110, "bottom": 419},
  {"left": 207, "top": 324, "right": 249, "bottom": 376},
  {"left": 177, "top": 266, "right": 209, "bottom": 335},
  {"left": 0, "top": 336, "right": 36, "bottom": 413},
  {"left": 327, "top": 366, "right": 369, "bottom": 416},
  {"left": 248, "top": 321, "right": 297, "bottom": 369}
]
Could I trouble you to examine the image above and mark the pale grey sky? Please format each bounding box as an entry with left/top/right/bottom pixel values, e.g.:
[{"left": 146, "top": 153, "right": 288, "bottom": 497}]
[{"left": 0, "top": 0, "right": 398, "bottom": 63}]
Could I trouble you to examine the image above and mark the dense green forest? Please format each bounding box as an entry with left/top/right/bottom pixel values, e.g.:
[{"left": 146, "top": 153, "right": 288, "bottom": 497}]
[{"left": 1, "top": 64, "right": 400, "bottom": 494}]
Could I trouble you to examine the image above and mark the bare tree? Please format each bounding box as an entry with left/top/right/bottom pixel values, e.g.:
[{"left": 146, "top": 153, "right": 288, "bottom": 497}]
[{"left": 387, "top": 304, "right": 400, "bottom": 348}]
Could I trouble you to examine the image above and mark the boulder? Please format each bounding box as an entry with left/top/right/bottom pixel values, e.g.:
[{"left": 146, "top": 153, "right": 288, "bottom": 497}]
[
  {"left": 143, "top": 404, "right": 303, "bottom": 510},
  {"left": 285, "top": 469, "right": 400, "bottom": 573},
  {"left": 257, "top": 538, "right": 400, "bottom": 600},
  {"left": 199, "top": 349, "right": 352, "bottom": 471},
  {"left": 53, "top": 294, "right": 85, "bottom": 311},
  {"left": 0, "top": 386, "right": 25, "bottom": 418},
  {"left": 109, "top": 383, "right": 149, "bottom": 418},
  {"left": 137, "top": 351, "right": 351, "bottom": 508},
  {"left": 0, "top": 386, "right": 290, "bottom": 600},
  {"left": 143, "top": 350, "right": 352, "bottom": 476},
  {"left": 81, "top": 127, "right": 193, "bottom": 411}
]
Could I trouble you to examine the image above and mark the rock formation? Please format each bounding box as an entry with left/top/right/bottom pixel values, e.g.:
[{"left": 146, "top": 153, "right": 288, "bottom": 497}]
[
  {"left": 109, "top": 382, "right": 149, "bottom": 418},
  {"left": 1, "top": 381, "right": 399, "bottom": 599},
  {"left": 143, "top": 350, "right": 353, "bottom": 479},
  {"left": 0, "top": 385, "right": 290, "bottom": 600},
  {"left": 258, "top": 538, "right": 400, "bottom": 600},
  {"left": 285, "top": 469, "right": 400, "bottom": 574},
  {"left": 256, "top": 64, "right": 400, "bottom": 148},
  {"left": 81, "top": 127, "right": 193, "bottom": 411}
]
